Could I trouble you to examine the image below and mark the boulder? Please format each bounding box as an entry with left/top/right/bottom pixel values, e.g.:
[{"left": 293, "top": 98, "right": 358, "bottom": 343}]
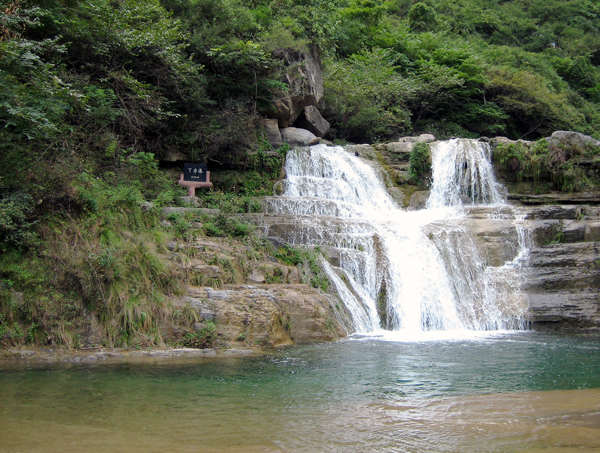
[
  {"left": 546, "top": 130, "right": 600, "bottom": 150},
  {"left": 263, "top": 118, "right": 283, "bottom": 147},
  {"left": 294, "top": 106, "right": 330, "bottom": 138},
  {"left": 416, "top": 134, "right": 436, "bottom": 143},
  {"left": 378, "top": 134, "right": 437, "bottom": 157},
  {"left": 280, "top": 127, "right": 320, "bottom": 147},
  {"left": 274, "top": 46, "right": 324, "bottom": 127}
]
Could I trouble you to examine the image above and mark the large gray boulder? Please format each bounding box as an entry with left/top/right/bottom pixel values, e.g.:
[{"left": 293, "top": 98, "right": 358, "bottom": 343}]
[
  {"left": 280, "top": 127, "right": 320, "bottom": 147},
  {"left": 546, "top": 130, "right": 600, "bottom": 150},
  {"left": 294, "top": 105, "right": 330, "bottom": 138}
]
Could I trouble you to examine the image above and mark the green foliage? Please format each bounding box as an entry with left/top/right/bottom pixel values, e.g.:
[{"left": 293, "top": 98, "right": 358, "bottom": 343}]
[
  {"left": 324, "top": 49, "right": 412, "bottom": 142},
  {"left": 274, "top": 245, "right": 329, "bottom": 291},
  {"left": 0, "top": 192, "right": 38, "bottom": 252},
  {"left": 182, "top": 321, "right": 217, "bottom": 348},
  {"left": 199, "top": 191, "right": 263, "bottom": 213},
  {"left": 408, "top": 3, "right": 437, "bottom": 32},
  {"left": 408, "top": 142, "right": 431, "bottom": 185},
  {"left": 493, "top": 138, "right": 599, "bottom": 192},
  {"left": 273, "top": 244, "right": 305, "bottom": 266},
  {"left": 0, "top": 34, "right": 74, "bottom": 141},
  {"left": 203, "top": 213, "right": 253, "bottom": 238}
]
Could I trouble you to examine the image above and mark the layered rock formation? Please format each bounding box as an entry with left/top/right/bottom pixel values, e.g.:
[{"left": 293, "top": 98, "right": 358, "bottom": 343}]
[
  {"left": 521, "top": 206, "right": 600, "bottom": 330},
  {"left": 168, "top": 235, "right": 351, "bottom": 348}
]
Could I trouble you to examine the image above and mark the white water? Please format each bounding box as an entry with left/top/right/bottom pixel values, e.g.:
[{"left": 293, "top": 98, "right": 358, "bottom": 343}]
[
  {"left": 427, "top": 139, "right": 505, "bottom": 208},
  {"left": 265, "top": 140, "right": 529, "bottom": 336}
]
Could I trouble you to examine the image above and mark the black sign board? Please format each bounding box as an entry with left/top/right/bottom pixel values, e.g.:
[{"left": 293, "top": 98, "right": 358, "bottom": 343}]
[{"left": 183, "top": 163, "right": 208, "bottom": 182}]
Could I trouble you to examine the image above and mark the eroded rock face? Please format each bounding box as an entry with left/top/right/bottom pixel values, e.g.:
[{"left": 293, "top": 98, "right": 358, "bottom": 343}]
[
  {"left": 274, "top": 46, "right": 324, "bottom": 127},
  {"left": 168, "top": 235, "right": 351, "bottom": 348},
  {"left": 524, "top": 242, "right": 600, "bottom": 329},
  {"left": 190, "top": 285, "right": 346, "bottom": 347},
  {"left": 456, "top": 203, "right": 600, "bottom": 330}
]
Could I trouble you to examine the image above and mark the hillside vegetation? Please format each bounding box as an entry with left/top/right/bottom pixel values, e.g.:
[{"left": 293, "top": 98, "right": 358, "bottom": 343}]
[{"left": 2, "top": 0, "right": 600, "bottom": 347}]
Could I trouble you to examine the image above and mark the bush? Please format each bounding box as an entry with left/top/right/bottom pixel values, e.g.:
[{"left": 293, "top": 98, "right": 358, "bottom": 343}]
[
  {"left": 203, "top": 213, "right": 253, "bottom": 238},
  {"left": 274, "top": 245, "right": 329, "bottom": 291},
  {"left": 408, "top": 142, "right": 431, "bottom": 185},
  {"left": 0, "top": 192, "right": 38, "bottom": 252},
  {"left": 182, "top": 321, "right": 217, "bottom": 348},
  {"left": 493, "top": 138, "right": 598, "bottom": 192}
]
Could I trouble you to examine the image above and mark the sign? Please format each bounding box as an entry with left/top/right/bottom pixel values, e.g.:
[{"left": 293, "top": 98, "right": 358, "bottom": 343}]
[{"left": 183, "top": 163, "right": 208, "bottom": 182}]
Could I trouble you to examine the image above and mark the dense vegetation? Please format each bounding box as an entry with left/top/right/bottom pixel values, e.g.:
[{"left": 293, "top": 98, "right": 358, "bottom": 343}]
[{"left": 2, "top": 0, "right": 600, "bottom": 347}]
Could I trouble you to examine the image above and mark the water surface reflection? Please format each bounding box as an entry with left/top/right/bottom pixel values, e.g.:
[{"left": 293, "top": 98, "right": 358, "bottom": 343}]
[{"left": 1, "top": 332, "right": 599, "bottom": 452}]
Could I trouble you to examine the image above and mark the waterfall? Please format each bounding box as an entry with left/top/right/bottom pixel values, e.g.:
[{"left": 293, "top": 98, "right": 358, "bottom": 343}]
[
  {"left": 265, "top": 141, "right": 529, "bottom": 336},
  {"left": 427, "top": 139, "right": 504, "bottom": 208}
]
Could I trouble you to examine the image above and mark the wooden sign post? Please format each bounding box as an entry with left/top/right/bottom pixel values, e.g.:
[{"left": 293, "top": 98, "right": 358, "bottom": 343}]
[{"left": 178, "top": 163, "right": 213, "bottom": 196}]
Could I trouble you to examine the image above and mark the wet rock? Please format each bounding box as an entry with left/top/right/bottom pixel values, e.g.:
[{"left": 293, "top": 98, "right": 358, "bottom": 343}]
[
  {"left": 345, "top": 144, "right": 378, "bottom": 160},
  {"left": 524, "top": 205, "right": 581, "bottom": 220},
  {"left": 409, "top": 191, "right": 430, "bottom": 209},
  {"left": 524, "top": 242, "right": 600, "bottom": 329},
  {"left": 462, "top": 217, "right": 521, "bottom": 266}
]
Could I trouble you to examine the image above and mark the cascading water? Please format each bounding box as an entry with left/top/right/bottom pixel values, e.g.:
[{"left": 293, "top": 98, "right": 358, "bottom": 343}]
[
  {"left": 427, "top": 139, "right": 504, "bottom": 208},
  {"left": 264, "top": 139, "right": 529, "bottom": 336}
]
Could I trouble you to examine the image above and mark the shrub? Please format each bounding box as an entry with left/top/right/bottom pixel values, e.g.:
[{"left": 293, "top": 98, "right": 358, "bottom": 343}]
[
  {"left": 0, "top": 192, "right": 38, "bottom": 252},
  {"left": 182, "top": 321, "right": 217, "bottom": 348},
  {"left": 204, "top": 213, "right": 253, "bottom": 238},
  {"left": 408, "top": 142, "right": 431, "bottom": 185}
]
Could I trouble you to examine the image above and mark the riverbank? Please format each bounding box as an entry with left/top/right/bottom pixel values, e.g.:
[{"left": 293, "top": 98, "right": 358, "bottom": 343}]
[{"left": 0, "top": 345, "right": 266, "bottom": 367}]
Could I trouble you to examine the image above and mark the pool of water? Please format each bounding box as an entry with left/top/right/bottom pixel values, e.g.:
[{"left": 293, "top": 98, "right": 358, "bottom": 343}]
[{"left": 1, "top": 332, "right": 600, "bottom": 452}]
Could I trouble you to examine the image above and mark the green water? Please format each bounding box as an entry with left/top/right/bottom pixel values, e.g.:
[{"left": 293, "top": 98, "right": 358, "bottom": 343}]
[{"left": 2, "top": 332, "right": 600, "bottom": 452}]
